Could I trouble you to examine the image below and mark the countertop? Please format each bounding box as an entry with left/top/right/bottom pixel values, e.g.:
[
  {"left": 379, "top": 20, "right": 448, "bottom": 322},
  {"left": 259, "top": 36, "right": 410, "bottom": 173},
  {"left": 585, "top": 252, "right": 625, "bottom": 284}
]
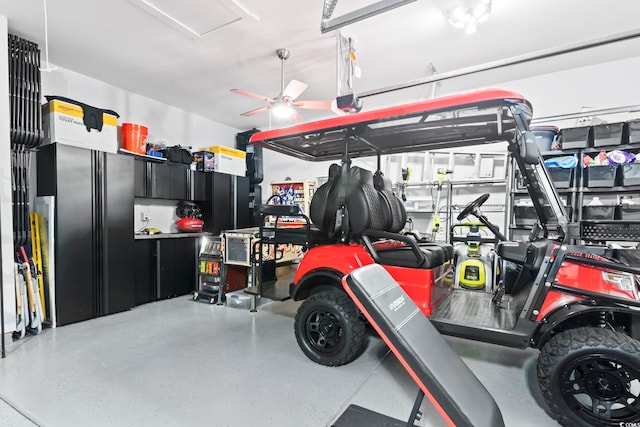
[{"left": 134, "top": 232, "right": 212, "bottom": 240}]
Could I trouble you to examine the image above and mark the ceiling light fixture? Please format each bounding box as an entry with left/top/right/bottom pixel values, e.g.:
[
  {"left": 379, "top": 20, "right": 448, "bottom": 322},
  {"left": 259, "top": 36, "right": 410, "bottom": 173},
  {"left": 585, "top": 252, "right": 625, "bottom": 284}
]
[
  {"left": 271, "top": 101, "right": 294, "bottom": 119},
  {"left": 447, "top": 0, "right": 492, "bottom": 34}
]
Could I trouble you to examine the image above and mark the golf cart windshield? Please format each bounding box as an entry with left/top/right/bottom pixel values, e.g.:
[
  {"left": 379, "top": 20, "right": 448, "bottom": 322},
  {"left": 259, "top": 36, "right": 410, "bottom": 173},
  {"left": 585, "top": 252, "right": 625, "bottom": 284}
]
[{"left": 250, "top": 88, "right": 569, "bottom": 240}]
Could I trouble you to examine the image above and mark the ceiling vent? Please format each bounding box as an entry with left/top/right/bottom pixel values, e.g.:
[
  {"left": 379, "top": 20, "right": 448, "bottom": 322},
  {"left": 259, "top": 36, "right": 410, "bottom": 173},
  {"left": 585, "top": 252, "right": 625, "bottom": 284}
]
[{"left": 131, "top": 0, "right": 259, "bottom": 39}]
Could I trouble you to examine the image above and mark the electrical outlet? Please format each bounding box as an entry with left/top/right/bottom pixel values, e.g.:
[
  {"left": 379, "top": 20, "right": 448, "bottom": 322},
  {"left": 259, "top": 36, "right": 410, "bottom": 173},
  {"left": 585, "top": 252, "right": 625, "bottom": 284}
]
[{"left": 140, "top": 212, "right": 150, "bottom": 222}]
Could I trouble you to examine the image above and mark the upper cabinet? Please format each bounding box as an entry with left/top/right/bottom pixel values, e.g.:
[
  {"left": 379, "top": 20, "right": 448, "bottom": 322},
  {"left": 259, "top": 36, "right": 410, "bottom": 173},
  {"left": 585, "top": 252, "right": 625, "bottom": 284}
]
[{"left": 135, "top": 159, "right": 196, "bottom": 201}]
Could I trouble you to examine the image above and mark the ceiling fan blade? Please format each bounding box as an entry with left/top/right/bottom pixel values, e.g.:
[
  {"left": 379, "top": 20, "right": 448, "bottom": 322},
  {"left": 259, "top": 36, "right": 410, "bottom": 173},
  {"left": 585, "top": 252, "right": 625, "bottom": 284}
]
[
  {"left": 292, "top": 109, "right": 303, "bottom": 122},
  {"left": 240, "top": 106, "right": 270, "bottom": 117},
  {"left": 282, "top": 79, "right": 308, "bottom": 100},
  {"left": 231, "top": 88, "right": 274, "bottom": 103},
  {"left": 294, "top": 100, "right": 333, "bottom": 111}
]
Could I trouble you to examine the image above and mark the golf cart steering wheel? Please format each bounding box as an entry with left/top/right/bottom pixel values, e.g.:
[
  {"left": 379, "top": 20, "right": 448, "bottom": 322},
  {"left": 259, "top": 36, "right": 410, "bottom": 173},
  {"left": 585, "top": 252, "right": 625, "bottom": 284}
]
[{"left": 457, "top": 193, "right": 490, "bottom": 221}]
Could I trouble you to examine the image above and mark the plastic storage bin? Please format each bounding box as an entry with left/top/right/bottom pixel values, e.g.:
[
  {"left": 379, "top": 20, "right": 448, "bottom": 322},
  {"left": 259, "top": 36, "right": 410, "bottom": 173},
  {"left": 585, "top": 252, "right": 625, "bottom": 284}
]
[
  {"left": 514, "top": 206, "right": 537, "bottom": 226},
  {"left": 584, "top": 165, "right": 619, "bottom": 188},
  {"left": 531, "top": 126, "right": 559, "bottom": 152},
  {"left": 627, "top": 120, "right": 640, "bottom": 144},
  {"left": 620, "top": 163, "right": 640, "bottom": 186},
  {"left": 561, "top": 127, "right": 592, "bottom": 149},
  {"left": 618, "top": 203, "right": 640, "bottom": 220},
  {"left": 582, "top": 205, "right": 616, "bottom": 220},
  {"left": 592, "top": 123, "right": 624, "bottom": 147},
  {"left": 547, "top": 167, "right": 574, "bottom": 189}
]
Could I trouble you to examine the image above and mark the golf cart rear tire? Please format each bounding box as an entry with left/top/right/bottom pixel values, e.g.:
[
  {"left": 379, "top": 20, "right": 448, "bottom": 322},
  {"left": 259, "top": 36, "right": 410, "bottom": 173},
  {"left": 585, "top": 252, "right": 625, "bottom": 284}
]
[
  {"left": 294, "top": 290, "right": 365, "bottom": 366},
  {"left": 538, "top": 326, "right": 640, "bottom": 426}
]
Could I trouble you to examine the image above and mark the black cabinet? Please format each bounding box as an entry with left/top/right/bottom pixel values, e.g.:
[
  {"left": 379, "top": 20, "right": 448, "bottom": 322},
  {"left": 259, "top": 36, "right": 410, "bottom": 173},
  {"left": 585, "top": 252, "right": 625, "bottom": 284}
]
[
  {"left": 157, "top": 163, "right": 188, "bottom": 200},
  {"left": 133, "top": 237, "right": 198, "bottom": 304},
  {"left": 37, "top": 143, "right": 135, "bottom": 326},
  {"left": 158, "top": 239, "right": 197, "bottom": 298},
  {"left": 201, "top": 172, "right": 234, "bottom": 235},
  {"left": 134, "top": 158, "right": 147, "bottom": 197},
  {"left": 134, "top": 240, "right": 155, "bottom": 305},
  {"left": 192, "top": 170, "right": 207, "bottom": 201},
  {"left": 134, "top": 160, "right": 192, "bottom": 200}
]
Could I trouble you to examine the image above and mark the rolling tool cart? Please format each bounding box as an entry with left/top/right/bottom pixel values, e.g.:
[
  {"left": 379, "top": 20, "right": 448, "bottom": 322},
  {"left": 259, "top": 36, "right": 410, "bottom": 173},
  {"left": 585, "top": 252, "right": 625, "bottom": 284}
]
[{"left": 193, "top": 236, "right": 224, "bottom": 304}]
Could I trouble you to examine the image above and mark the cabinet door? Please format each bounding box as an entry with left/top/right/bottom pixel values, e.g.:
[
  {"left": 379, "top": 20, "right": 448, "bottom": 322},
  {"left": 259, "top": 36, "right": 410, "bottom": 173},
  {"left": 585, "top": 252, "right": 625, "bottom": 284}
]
[
  {"left": 150, "top": 163, "right": 188, "bottom": 200},
  {"left": 37, "top": 144, "right": 95, "bottom": 326},
  {"left": 173, "top": 238, "right": 197, "bottom": 297},
  {"left": 158, "top": 239, "right": 176, "bottom": 299},
  {"left": 103, "top": 153, "right": 135, "bottom": 314},
  {"left": 151, "top": 163, "right": 172, "bottom": 199},
  {"left": 134, "top": 240, "right": 155, "bottom": 305},
  {"left": 169, "top": 164, "right": 188, "bottom": 200},
  {"left": 236, "top": 176, "right": 251, "bottom": 228},
  {"left": 204, "top": 172, "right": 232, "bottom": 234},
  {"left": 192, "top": 170, "right": 207, "bottom": 201},
  {"left": 134, "top": 158, "right": 147, "bottom": 197}
]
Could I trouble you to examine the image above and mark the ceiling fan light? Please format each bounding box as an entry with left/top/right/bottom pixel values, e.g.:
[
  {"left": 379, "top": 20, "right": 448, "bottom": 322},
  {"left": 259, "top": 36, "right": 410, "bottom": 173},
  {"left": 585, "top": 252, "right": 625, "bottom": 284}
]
[
  {"left": 473, "top": 4, "right": 487, "bottom": 18},
  {"left": 272, "top": 102, "right": 293, "bottom": 119}
]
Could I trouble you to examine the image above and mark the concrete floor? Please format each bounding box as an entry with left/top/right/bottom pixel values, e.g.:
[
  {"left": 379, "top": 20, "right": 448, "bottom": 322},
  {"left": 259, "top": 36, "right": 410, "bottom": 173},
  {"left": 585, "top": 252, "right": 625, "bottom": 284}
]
[{"left": 0, "top": 296, "right": 559, "bottom": 427}]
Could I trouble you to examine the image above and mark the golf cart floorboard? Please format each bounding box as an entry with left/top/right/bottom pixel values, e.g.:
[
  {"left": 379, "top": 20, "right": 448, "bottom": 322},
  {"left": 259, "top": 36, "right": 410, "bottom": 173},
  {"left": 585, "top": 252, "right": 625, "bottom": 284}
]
[{"left": 432, "top": 289, "right": 517, "bottom": 330}]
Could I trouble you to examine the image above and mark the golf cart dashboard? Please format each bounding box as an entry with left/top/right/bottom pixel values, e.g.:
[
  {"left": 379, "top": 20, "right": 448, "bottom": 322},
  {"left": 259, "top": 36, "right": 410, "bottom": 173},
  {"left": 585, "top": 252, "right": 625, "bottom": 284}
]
[{"left": 250, "top": 89, "right": 532, "bottom": 161}]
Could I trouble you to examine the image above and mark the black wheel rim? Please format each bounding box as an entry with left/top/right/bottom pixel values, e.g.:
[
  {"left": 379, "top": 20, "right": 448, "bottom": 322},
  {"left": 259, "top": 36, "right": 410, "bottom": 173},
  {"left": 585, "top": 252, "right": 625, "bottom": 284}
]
[
  {"left": 559, "top": 352, "right": 640, "bottom": 424},
  {"left": 304, "top": 308, "right": 345, "bottom": 356}
]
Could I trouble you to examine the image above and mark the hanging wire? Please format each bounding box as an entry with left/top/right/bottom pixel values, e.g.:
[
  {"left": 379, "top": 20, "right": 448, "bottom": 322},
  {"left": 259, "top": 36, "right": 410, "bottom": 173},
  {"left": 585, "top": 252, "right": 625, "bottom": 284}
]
[{"left": 40, "top": 0, "right": 57, "bottom": 72}]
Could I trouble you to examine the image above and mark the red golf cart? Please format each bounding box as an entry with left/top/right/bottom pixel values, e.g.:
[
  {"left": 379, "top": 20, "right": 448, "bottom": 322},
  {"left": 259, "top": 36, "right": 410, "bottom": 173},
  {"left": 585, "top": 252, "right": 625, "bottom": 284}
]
[{"left": 249, "top": 89, "right": 640, "bottom": 426}]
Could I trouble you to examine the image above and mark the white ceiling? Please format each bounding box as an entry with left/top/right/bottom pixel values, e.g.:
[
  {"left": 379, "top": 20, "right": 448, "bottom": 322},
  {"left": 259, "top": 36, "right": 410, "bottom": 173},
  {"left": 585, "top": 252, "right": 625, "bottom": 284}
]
[{"left": 2, "top": 0, "right": 640, "bottom": 131}]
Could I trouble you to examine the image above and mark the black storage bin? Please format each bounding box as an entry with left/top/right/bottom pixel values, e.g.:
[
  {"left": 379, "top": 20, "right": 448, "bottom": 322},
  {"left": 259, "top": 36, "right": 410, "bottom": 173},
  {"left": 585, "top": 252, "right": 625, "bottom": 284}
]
[
  {"left": 514, "top": 206, "right": 537, "bottom": 226},
  {"left": 618, "top": 203, "right": 640, "bottom": 220},
  {"left": 627, "top": 120, "right": 640, "bottom": 144},
  {"left": 582, "top": 205, "right": 616, "bottom": 220},
  {"left": 592, "top": 123, "right": 624, "bottom": 147},
  {"left": 561, "top": 126, "right": 592, "bottom": 149},
  {"left": 621, "top": 163, "right": 640, "bottom": 186},
  {"left": 531, "top": 126, "right": 559, "bottom": 152},
  {"left": 584, "top": 165, "right": 619, "bottom": 188},
  {"left": 547, "top": 167, "right": 574, "bottom": 189}
]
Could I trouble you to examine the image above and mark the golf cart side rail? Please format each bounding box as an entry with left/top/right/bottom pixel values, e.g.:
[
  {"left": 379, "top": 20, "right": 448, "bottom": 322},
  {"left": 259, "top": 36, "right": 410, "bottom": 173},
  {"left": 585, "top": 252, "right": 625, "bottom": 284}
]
[{"left": 249, "top": 88, "right": 531, "bottom": 161}]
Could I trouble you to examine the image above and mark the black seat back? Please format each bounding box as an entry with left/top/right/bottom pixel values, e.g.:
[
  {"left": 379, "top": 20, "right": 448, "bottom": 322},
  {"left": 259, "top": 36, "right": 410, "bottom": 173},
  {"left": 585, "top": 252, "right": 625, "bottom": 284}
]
[
  {"left": 373, "top": 171, "right": 407, "bottom": 233},
  {"left": 343, "top": 264, "right": 504, "bottom": 427},
  {"left": 345, "top": 166, "right": 391, "bottom": 236},
  {"left": 309, "top": 163, "right": 342, "bottom": 235},
  {"left": 500, "top": 240, "right": 550, "bottom": 296}
]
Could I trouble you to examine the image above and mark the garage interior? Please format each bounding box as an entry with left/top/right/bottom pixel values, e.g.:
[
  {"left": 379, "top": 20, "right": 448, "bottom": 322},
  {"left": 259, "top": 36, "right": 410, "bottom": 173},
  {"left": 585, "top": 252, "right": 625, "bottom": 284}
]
[{"left": 0, "top": 1, "right": 640, "bottom": 426}]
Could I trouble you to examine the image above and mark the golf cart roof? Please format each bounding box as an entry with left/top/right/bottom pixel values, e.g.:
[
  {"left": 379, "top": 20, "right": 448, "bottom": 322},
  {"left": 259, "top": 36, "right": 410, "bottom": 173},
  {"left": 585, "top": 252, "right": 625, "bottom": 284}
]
[{"left": 249, "top": 89, "right": 532, "bottom": 161}]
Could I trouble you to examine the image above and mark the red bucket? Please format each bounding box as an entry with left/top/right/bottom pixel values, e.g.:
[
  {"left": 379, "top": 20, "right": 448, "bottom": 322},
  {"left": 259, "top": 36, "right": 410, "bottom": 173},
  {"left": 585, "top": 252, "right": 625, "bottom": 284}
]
[{"left": 122, "top": 123, "right": 148, "bottom": 155}]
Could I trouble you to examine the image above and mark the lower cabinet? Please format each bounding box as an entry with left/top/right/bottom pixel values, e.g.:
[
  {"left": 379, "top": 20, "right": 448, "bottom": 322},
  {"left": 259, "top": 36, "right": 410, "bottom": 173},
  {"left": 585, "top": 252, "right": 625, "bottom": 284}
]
[{"left": 134, "top": 237, "right": 198, "bottom": 305}]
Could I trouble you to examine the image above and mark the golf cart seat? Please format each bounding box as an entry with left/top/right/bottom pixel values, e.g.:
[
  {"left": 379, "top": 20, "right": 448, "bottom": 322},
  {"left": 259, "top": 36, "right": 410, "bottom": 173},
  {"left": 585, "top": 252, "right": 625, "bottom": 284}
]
[
  {"left": 346, "top": 167, "right": 450, "bottom": 269},
  {"left": 337, "top": 263, "right": 504, "bottom": 427},
  {"left": 309, "top": 163, "right": 342, "bottom": 237},
  {"left": 373, "top": 170, "right": 453, "bottom": 264},
  {"left": 497, "top": 240, "right": 551, "bottom": 295},
  {"left": 309, "top": 164, "right": 450, "bottom": 269}
]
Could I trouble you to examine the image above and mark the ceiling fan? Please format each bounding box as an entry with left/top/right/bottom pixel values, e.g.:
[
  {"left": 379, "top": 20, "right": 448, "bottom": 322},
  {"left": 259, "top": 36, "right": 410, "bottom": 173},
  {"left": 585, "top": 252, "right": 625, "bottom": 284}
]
[{"left": 231, "top": 48, "right": 333, "bottom": 121}]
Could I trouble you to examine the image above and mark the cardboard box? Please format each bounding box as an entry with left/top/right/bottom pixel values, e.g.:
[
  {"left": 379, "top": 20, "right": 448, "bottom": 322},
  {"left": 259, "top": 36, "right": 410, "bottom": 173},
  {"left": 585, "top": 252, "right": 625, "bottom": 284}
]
[
  {"left": 200, "top": 145, "right": 246, "bottom": 176},
  {"left": 43, "top": 98, "right": 118, "bottom": 153}
]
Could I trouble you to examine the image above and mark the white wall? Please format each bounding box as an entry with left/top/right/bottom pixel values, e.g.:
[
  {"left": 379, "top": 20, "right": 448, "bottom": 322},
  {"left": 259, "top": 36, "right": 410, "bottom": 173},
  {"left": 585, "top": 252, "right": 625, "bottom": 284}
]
[{"left": 41, "top": 66, "right": 240, "bottom": 150}]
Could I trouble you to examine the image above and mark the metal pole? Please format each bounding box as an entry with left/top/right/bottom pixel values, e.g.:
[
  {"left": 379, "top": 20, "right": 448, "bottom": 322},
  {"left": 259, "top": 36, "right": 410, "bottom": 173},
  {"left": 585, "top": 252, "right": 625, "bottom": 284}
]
[{"left": 359, "top": 29, "right": 640, "bottom": 99}]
